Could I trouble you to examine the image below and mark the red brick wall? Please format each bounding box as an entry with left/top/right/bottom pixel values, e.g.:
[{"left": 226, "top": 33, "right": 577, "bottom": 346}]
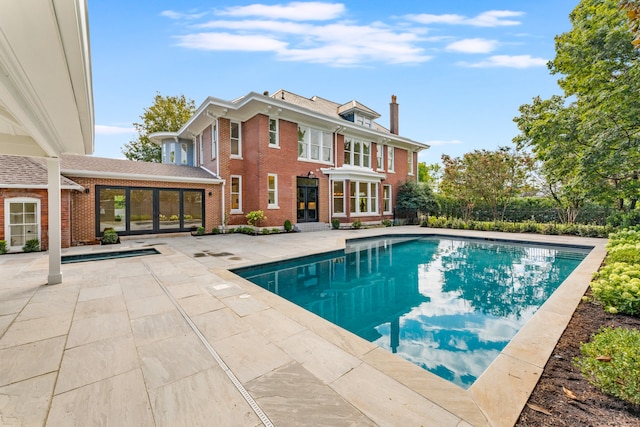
[
  {"left": 67, "top": 177, "right": 220, "bottom": 245},
  {"left": 0, "top": 188, "right": 72, "bottom": 250},
  {"left": 197, "top": 112, "right": 418, "bottom": 228}
]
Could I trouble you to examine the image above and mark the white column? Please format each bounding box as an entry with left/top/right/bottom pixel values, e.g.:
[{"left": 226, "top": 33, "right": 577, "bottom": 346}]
[{"left": 47, "top": 157, "right": 62, "bottom": 285}]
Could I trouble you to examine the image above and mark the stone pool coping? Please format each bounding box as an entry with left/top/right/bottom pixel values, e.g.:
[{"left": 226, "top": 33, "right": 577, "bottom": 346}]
[{"left": 0, "top": 227, "right": 607, "bottom": 426}]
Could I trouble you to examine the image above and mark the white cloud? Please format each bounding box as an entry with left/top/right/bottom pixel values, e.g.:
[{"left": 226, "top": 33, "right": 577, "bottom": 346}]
[
  {"left": 95, "top": 125, "right": 135, "bottom": 135},
  {"left": 426, "top": 139, "right": 463, "bottom": 147},
  {"left": 446, "top": 38, "right": 498, "bottom": 54},
  {"left": 176, "top": 19, "right": 430, "bottom": 65},
  {"left": 161, "top": 10, "right": 207, "bottom": 20},
  {"left": 175, "top": 33, "right": 288, "bottom": 52},
  {"left": 217, "top": 2, "right": 346, "bottom": 21},
  {"left": 460, "top": 54, "right": 548, "bottom": 68},
  {"left": 406, "top": 10, "right": 523, "bottom": 27}
]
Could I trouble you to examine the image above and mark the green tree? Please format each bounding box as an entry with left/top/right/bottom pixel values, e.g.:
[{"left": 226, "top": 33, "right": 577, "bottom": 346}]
[
  {"left": 620, "top": 0, "right": 640, "bottom": 46},
  {"left": 440, "top": 148, "right": 532, "bottom": 221},
  {"left": 418, "top": 162, "right": 442, "bottom": 192},
  {"left": 514, "top": 0, "right": 640, "bottom": 211},
  {"left": 396, "top": 180, "right": 439, "bottom": 214},
  {"left": 122, "top": 93, "right": 196, "bottom": 162}
]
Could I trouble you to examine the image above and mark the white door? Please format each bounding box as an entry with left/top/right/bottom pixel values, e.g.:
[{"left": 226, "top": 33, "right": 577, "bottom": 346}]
[{"left": 5, "top": 198, "right": 40, "bottom": 251}]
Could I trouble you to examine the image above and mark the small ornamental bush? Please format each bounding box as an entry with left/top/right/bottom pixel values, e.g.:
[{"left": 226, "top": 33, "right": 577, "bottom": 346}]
[
  {"left": 196, "top": 226, "right": 205, "bottom": 236},
  {"left": 22, "top": 239, "right": 40, "bottom": 253},
  {"left": 261, "top": 228, "right": 270, "bottom": 235},
  {"left": 382, "top": 219, "right": 392, "bottom": 227},
  {"left": 284, "top": 219, "right": 293, "bottom": 232},
  {"left": 271, "top": 228, "right": 280, "bottom": 234},
  {"left": 331, "top": 218, "right": 341, "bottom": 229},
  {"left": 211, "top": 227, "right": 220, "bottom": 235},
  {"left": 352, "top": 220, "right": 362, "bottom": 229},
  {"left": 607, "top": 228, "right": 640, "bottom": 248},
  {"left": 101, "top": 229, "right": 119, "bottom": 244},
  {"left": 591, "top": 262, "right": 640, "bottom": 316},
  {"left": 606, "top": 243, "right": 640, "bottom": 264},
  {"left": 246, "top": 210, "right": 266, "bottom": 234},
  {"left": 575, "top": 327, "right": 640, "bottom": 405},
  {"left": 0, "top": 240, "right": 6, "bottom": 254}
]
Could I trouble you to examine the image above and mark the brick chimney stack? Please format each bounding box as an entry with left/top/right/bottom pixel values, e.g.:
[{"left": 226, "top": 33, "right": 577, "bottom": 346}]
[{"left": 390, "top": 95, "right": 399, "bottom": 135}]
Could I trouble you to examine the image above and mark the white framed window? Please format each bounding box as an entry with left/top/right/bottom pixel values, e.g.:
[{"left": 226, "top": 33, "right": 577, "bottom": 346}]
[
  {"left": 181, "top": 143, "right": 188, "bottom": 164},
  {"left": 269, "top": 118, "right": 279, "bottom": 147},
  {"left": 230, "top": 121, "right": 241, "bottom": 158},
  {"left": 211, "top": 122, "right": 217, "bottom": 160},
  {"left": 343, "top": 138, "right": 371, "bottom": 168},
  {"left": 408, "top": 151, "right": 414, "bottom": 175},
  {"left": 230, "top": 175, "right": 242, "bottom": 213},
  {"left": 349, "top": 181, "right": 378, "bottom": 215},
  {"left": 376, "top": 143, "right": 384, "bottom": 171},
  {"left": 355, "top": 114, "right": 372, "bottom": 128},
  {"left": 4, "top": 197, "right": 40, "bottom": 251},
  {"left": 333, "top": 180, "right": 345, "bottom": 215},
  {"left": 199, "top": 134, "right": 204, "bottom": 166},
  {"left": 387, "top": 146, "right": 395, "bottom": 172},
  {"left": 268, "top": 174, "right": 278, "bottom": 208},
  {"left": 383, "top": 185, "right": 392, "bottom": 214},
  {"left": 298, "top": 125, "right": 332, "bottom": 163}
]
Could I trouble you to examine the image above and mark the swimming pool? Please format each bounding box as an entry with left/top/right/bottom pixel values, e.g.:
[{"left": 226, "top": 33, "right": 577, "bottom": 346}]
[{"left": 235, "top": 235, "right": 589, "bottom": 389}]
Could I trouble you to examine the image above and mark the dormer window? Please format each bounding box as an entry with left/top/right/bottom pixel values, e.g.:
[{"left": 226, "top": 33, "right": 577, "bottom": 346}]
[{"left": 355, "top": 114, "right": 372, "bottom": 128}]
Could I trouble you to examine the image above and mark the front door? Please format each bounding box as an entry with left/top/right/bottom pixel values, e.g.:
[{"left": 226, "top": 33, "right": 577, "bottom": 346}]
[{"left": 297, "top": 177, "right": 318, "bottom": 223}]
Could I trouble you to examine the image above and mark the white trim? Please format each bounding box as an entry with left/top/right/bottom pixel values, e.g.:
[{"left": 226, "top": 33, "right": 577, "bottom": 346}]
[
  {"left": 269, "top": 117, "right": 279, "bottom": 147},
  {"left": 60, "top": 169, "right": 223, "bottom": 185},
  {"left": 332, "top": 180, "right": 346, "bottom": 216},
  {"left": 4, "top": 197, "right": 41, "bottom": 252},
  {"left": 211, "top": 121, "right": 218, "bottom": 160},
  {"left": 0, "top": 184, "right": 83, "bottom": 190},
  {"left": 267, "top": 173, "right": 278, "bottom": 208},
  {"left": 376, "top": 142, "right": 384, "bottom": 172},
  {"left": 230, "top": 121, "right": 242, "bottom": 158},
  {"left": 387, "top": 146, "right": 395, "bottom": 172},
  {"left": 383, "top": 184, "right": 392, "bottom": 215},
  {"left": 343, "top": 137, "right": 371, "bottom": 168},
  {"left": 349, "top": 181, "right": 379, "bottom": 215},
  {"left": 320, "top": 166, "right": 385, "bottom": 182},
  {"left": 230, "top": 175, "right": 242, "bottom": 213}
]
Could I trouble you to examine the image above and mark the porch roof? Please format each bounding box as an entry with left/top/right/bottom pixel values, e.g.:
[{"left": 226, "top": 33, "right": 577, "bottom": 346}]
[{"left": 0, "top": 155, "right": 81, "bottom": 189}]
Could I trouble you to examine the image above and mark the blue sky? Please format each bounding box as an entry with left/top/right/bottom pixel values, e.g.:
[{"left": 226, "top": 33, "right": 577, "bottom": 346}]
[{"left": 88, "top": 1, "right": 577, "bottom": 164}]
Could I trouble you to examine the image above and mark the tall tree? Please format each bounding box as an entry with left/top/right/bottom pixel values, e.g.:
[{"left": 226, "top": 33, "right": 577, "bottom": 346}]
[
  {"left": 440, "top": 147, "right": 532, "bottom": 221},
  {"left": 122, "top": 93, "right": 196, "bottom": 162},
  {"left": 514, "top": 0, "right": 640, "bottom": 211},
  {"left": 418, "top": 162, "right": 442, "bottom": 192}
]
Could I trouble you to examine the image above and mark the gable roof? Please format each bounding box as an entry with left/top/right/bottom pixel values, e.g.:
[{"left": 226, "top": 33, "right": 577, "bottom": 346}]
[
  {"left": 59, "top": 154, "right": 222, "bottom": 184},
  {"left": 0, "top": 155, "right": 81, "bottom": 189}
]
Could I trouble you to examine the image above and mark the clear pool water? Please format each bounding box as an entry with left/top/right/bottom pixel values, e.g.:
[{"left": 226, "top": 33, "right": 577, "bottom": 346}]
[{"left": 235, "top": 236, "right": 589, "bottom": 389}]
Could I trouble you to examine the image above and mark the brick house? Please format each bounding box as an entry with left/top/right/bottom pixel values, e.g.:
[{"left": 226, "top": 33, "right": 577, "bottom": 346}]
[{"left": 150, "top": 90, "right": 429, "bottom": 229}]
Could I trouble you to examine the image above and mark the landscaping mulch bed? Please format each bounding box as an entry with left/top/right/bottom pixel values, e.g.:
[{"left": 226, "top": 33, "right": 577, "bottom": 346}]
[{"left": 516, "top": 293, "right": 640, "bottom": 426}]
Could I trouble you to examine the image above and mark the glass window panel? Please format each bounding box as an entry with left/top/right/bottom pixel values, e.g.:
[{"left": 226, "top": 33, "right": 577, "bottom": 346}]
[
  {"left": 231, "top": 122, "right": 240, "bottom": 156},
  {"left": 354, "top": 141, "right": 361, "bottom": 166},
  {"left": 183, "top": 191, "right": 203, "bottom": 229},
  {"left": 159, "top": 190, "right": 180, "bottom": 230},
  {"left": 231, "top": 177, "right": 241, "bottom": 211},
  {"left": 359, "top": 182, "right": 368, "bottom": 212},
  {"left": 130, "top": 189, "right": 154, "bottom": 231},
  {"left": 350, "top": 182, "right": 357, "bottom": 213},
  {"left": 99, "top": 188, "right": 126, "bottom": 232},
  {"left": 344, "top": 140, "right": 351, "bottom": 165},
  {"left": 333, "top": 181, "right": 344, "bottom": 214}
]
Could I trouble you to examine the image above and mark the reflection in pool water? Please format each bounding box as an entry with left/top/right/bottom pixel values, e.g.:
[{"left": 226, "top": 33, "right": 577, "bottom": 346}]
[{"left": 235, "top": 236, "right": 589, "bottom": 389}]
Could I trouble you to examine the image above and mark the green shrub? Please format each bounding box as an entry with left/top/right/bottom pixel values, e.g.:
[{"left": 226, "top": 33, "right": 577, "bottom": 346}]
[
  {"left": 196, "top": 226, "right": 205, "bottom": 236},
  {"left": 101, "top": 229, "right": 119, "bottom": 244},
  {"left": 607, "top": 228, "right": 640, "bottom": 248},
  {"left": 607, "top": 210, "right": 640, "bottom": 228},
  {"left": 284, "top": 219, "right": 293, "bottom": 232},
  {"left": 352, "top": 220, "right": 362, "bottom": 229},
  {"left": 22, "top": 239, "right": 40, "bottom": 253},
  {"left": 606, "top": 243, "right": 640, "bottom": 264},
  {"left": 575, "top": 327, "right": 640, "bottom": 405},
  {"left": 0, "top": 240, "right": 6, "bottom": 255},
  {"left": 271, "top": 228, "right": 280, "bottom": 234},
  {"left": 211, "top": 227, "right": 220, "bottom": 235},
  {"left": 382, "top": 219, "right": 392, "bottom": 227},
  {"left": 261, "top": 228, "right": 270, "bottom": 235},
  {"left": 332, "top": 218, "right": 341, "bottom": 229},
  {"left": 226, "top": 227, "right": 235, "bottom": 234},
  {"left": 591, "top": 262, "right": 640, "bottom": 315}
]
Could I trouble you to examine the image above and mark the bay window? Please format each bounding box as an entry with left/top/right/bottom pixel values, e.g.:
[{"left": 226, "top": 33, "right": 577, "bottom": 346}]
[
  {"left": 333, "top": 181, "right": 345, "bottom": 215},
  {"left": 349, "top": 181, "right": 378, "bottom": 215}
]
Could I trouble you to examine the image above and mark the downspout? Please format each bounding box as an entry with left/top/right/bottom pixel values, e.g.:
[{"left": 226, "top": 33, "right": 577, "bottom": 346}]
[{"left": 221, "top": 180, "right": 226, "bottom": 233}]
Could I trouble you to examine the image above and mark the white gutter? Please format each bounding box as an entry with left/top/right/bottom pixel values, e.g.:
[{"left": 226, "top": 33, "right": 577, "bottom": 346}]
[
  {"left": 0, "top": 183, "right": 84, "bottom": 190},
  {"left": 61, "top": 169, "right": 224, "bottom": 185}
]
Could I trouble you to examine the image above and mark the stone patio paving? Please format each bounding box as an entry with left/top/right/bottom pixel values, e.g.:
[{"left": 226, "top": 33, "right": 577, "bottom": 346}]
[{"left": 0, "top": 227, "right": 607, "bottom": 426}]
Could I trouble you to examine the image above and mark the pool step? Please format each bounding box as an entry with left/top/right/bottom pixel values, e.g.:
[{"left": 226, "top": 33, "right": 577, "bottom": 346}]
[{"left": 295, "top": 222, "right": 331, "bottom": 232}]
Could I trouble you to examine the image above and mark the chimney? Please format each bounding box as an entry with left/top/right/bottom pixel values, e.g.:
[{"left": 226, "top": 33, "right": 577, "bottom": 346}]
[{"left": 390, "top": 95, "right": 399, "bottom": 135}]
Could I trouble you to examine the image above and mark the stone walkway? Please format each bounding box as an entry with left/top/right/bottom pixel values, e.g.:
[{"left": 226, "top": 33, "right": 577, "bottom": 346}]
[{"left": 0, "top": 227, "right": 607, "bottom": 426}]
